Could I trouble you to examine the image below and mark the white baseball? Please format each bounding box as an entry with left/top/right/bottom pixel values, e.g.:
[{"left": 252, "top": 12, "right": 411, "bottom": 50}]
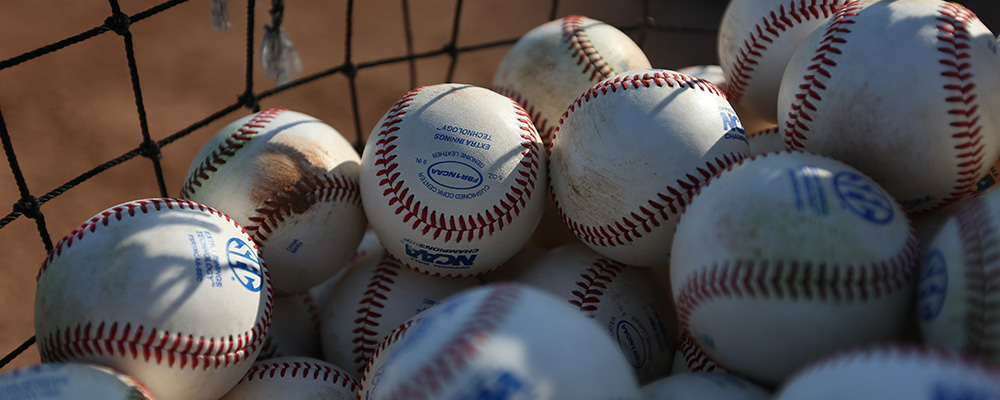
[
  {"left": 775, "top": 346, "right": 1000, "bottom": 398},
  {"left": 0, "top": 362, "right": 153, "bottom": 399},
  {"left": 779, "top": 0, "right": 1000, "bottom": 213},
  {"left": 359, "top": 317, "right": 421, "bottom": 400},
  {"left": 718, "top": 0, "right": 847, "bottom": 124},
  {"left": 509, "top": 242, "right": 677, "bottom": 384},
  {"left": 746, "top": 126, "right": 784, "bottom": 156},
  {"left": 319, "top": 250, "right": 480, "bottom": 378},
  {"left": 34, "top": 198, "right": 272, "bottom": 400},
  {"left": 548, "top": 69, "right": 750, "bottom": 268},
  {"left": 359, "top": 83, "right": 547, "bottom": 277},
  {"left": 308, "top": 229, "right": 384, "bottom": 309},
  {"left": 642, "top": 372, "right": 771, "bottom": 400},
  {"left": 671, "top": 333, "right": 727, "bottom": 375},
  {"left": 219, "top": 357, "right": 358, "bottom": 400},
  {"left": 181, "top": 108, "right": 366, "bottom": 293},
  {"left": 918, "top": 188, "right": 1000, "bottom": 363},
  {"left": 492, "top": 15, "right": 651, "bottom": 147},
  {"left": 361, "top": 283, "right": 642, "bottom": 399},
  {"left": 257, "top": 292, "right": 322, "bottom": 361},
  {"left": 671, "top": 151, "right": 919, "bottom": 386}
]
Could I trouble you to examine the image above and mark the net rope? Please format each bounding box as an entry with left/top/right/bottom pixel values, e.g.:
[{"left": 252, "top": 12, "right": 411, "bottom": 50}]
[{"left": 0, "top": 0, "right": 723, "bottom": 369}]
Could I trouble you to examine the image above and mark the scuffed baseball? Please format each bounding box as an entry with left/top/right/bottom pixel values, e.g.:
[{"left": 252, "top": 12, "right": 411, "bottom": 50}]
[
  {"left": 0, "top": 362, "right": 153, "bottom": 399},
  {"left": 219, "top": 357, "right": 358, "bottom": 400},
  {"left": 359, "top": 83, "right": 547, "bottom": 277},
  {"left": 549, "top": 69, "right": 750, "bottom": 268},
  {"left": 718, "top": 0, "right": 846, "bottom": 124},
  {"left": 642, "top": 372, "right": 771, "bottom": 400},
  {"left": 181, "top": 108, "right": 366, "bottom": 293},
  {"left": 361, "top": 283, "right": 642, "bottom": 399},
  {"left": 319, "top": 250, "right": 480, "bottom": 378},
  {"left": 34, "top": 198, "right": 272, "bottom": 400},
  {"left": 508, "top": 242, "right": 677, "bottom": 384},
  {"left": 671, "top": 151, "right": 919, "bottom": 386},
  {"left": 778, "top": 0, "right": 1000, "bottom": 213},
  {"left": 492, "top": 15, "right": 651, "bottom": 147},
  {"left": 918, "top": 188, "right": 1000, "bottom": 363},
  {"left": 775, "top": 346, "right": 1000, "bottom": 398}
]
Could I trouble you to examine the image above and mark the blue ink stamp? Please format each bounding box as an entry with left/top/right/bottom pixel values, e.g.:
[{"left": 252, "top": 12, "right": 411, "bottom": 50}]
[
  {"left": 226, "top": 237, "right": 263, "bottom": 292},
  {"left": 788, "top": 166, "right": 830, "bottom": 217},
  {"left": 833, "top": 171, "right": 894, "bottom": 224},
  {"left": 615, "top": 320, "right": 647, "bottom": 368},
  {"left": 918, "top": 249, "right": 948, "bottom": 322},
  {"left": 427, "top": 161, "right": 483, "bottom": 190}
]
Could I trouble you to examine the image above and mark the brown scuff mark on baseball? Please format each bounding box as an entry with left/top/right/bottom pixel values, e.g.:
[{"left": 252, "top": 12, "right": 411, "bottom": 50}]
[{"left": 250, "top": 140, "right": 330, "bottom": 213}]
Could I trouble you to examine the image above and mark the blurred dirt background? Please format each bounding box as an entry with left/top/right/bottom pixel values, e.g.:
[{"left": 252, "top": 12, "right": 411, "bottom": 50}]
[{"left": 0, "top": 0, "right": 996, "bottom": 371}]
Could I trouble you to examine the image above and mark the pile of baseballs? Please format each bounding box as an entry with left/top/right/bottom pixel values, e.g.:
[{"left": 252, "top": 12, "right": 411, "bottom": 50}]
[{"left": 8, "top": 1, "right": 1000, "bottom": 399}]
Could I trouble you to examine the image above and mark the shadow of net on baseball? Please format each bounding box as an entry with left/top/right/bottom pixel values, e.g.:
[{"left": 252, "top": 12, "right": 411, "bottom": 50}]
[{"left": 0, "top": 0, "right": 718, "bottom": 369}]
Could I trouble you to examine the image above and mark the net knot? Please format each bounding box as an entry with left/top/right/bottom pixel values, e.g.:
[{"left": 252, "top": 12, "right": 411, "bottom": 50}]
[
  {"left": 104, "top": 12, "right": 131, "bottom": 36},
  {"left": 342, "top": 62, "right": 358, "bottom": 78},
  {"left": 238, "top": 91, "right": 260, "bottom": 111},
  {"left": 13, "top": 196, "right": 41, "bottom": 220},
  {"left": 140, "top": 140, "right": 162, "bottom": 160}
]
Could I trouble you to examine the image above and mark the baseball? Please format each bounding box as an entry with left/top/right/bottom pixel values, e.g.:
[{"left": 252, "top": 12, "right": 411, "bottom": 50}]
[
  {"left": 671, "top": 333, "right": 728, "bottom": 375},
  {"left": 492, "top": 15, "right": 651, "bottom": 147},
  {"left": 219, "top": 357, "right": 358, "bottom": 400},
  {"left": 508, "top": 242, "right": 677, "bottom": 384},
  {"left": 642, "top": 372, "right": 771, "bottom": 400},
  {"left": 718, "top": 0, "right": 846, "bottom": 125},
  {"left": 319, "top": 249, "right": 480, "bottom": 378},
  {"left": 548, "top": 69, "right": 750, "bottom": 268},
  {"left": 34, "top": 198, "right": 273, "bottom": 400},
  {"left": 0, "top": 362, "right": 153, "bottom": 399},
  {"left": 358, "top": 317, "right": 420, "bottom": 400},
  {"left": 917, "top": 188, "right": 1000, "bottom": 363},
  {"left": 779, "top": 0, "right": 1000, "bottom": 213},
  {"left": 181, "top": 108, "right": 366, "bottom": 293},
  {"left": 360, "top": 283, "right": 642, "bottom": 399},
  {"left": 775, "top": 346, "right": 1000, "bottom": 398},
  {"left": 671, "top": 151, "right": 919, "bottom": 386},
  {"left": 257, "top": 292, "right": 322, "bottom": 361},
  {"left": 746, "top": 126, "right": 784, "bottom": 156},
  {"left": 359, "top": 83, "right": 547, "bottom": 277}
]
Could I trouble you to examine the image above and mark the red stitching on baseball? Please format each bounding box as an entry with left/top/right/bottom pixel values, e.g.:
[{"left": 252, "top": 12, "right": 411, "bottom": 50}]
[
  {"left": 243, "top": 173, "right": 361, "bottom": 247},
  {"left": 569, "top": 258, "right": 626, "bottom": 314},
  {"left": 563, "top": 15, "right": 615, "bottom": 82},
  {"left": 550, "top": 71, "right": 740, "bottom": 249},
  {"left": 179, "top": 108, "right": 286, "bottom": 199},
  {"left": 937, "top": 3, "right": 986, "bottom": 207},
  {"left": 36, "top": 198, "right": 274, "bottom": 371},
  {"left": 351, "top": 253, "right": 401, "bottom": 375},
  {"left": 492, "top": 87, "right": 554, "bottom": 145},
  {"left": 783, "top": 1, "right": 860, "bottom": 150},
  {"left": 381, "top": 284, "right": 521, "bottom": 400},
  {"left": 954, "top": 197, "right": 1000, "bottom": 356},
  {"left": 360, "top": 317, "right": 419, "bottom": 388},
  {"left": 678, "top": 333, "right": 725, "bottom": 373},
  {"left": 371, "top": 87, "right": 542, "bottom": 253},
  {"left": 241, "top": 359, "right": 359, "bottom": 392},
  {"left": 726, "top": 0, "right": 842, "bottom": 106}
]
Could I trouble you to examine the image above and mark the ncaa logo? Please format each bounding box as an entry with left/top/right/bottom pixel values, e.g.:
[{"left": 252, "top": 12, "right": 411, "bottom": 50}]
[{"left": 226, "top": 237, "right": 264, "bottom": 292}]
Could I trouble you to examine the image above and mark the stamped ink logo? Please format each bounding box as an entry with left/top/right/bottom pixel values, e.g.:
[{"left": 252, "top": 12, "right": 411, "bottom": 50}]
[
  {"left": 403, "top": 239, "right": 478, "bottom": 269},
  {"left": 226, "top": 237, "right": 263, "bottom": 292},
  {"left": 615, "top": 320, "right": 648, "bottom": 368},
  {"left": 427, "top": 160, "right": 483, "bottom": 190},
  {"left": 452, "top": 369, "right": 535, "bottom": 400},
  {"left": 918, "top": 249, "right": 948, "bottom": 321},
  {"left": 719, "top": 106, "right": 748, "bottom": 145},
  {"left": 833, "top": 171, "right": 894, "bottom": 224},
  {"left": 788, "top": 166, "right": 829, "bottom": 217}
]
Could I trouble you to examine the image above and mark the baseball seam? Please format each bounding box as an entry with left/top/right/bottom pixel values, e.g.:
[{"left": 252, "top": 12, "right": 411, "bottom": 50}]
[
  {"left": 783, "top": 1, "right": 860, "bottom": 150},
  {"left": 954, "top": 196, "right": 1000, "bottom": 356},
  {"left": 937, "top": 3, "right": 987, "bottom": 207},
  {"left": 551, "top": 71, "right": 742, "bottom": 249},
  {"left": 37, "top": 198, "right": 274, "bottom": 371},
  {"left": 380, "top": 284, "right": 521, "bottom": 400},
  {"left": 563, "top": 15, "right": 615, "bottom": 82},
  {"left": 678, "top": 333, "right": 724, "bottom": 373},
  {"left": 360, "top": 317, "right": 419, "bottom": 390},
  {"left": 569, "top": 258, "right": 626, "bottom": 314},
  {"left": 351, "top": 253, "right": 401, "bottom": 375},
  {"left": 726, "top": 0, "right": 842, "bottom": 106},
  {"left": 240, "top": 359, "right": 359, "bottom": 392},
  {"left": 372, "top": 87, "right": 542, "bottom": 254}
]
